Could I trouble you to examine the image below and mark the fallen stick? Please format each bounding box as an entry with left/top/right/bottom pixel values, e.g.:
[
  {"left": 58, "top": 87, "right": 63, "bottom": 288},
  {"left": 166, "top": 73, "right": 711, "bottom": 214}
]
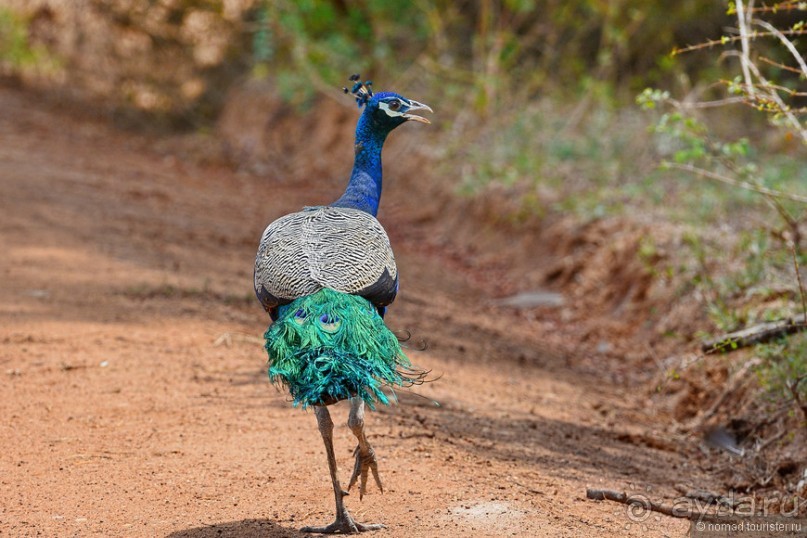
[
  {"left": 701, "top": 314, "right": 807, "bottom": 354},
  {"left": 586, "top": 488, "right": 720, "bottom": 522},
  {"left": 756, "top": 426, "right": 787, "bottom": 452}
]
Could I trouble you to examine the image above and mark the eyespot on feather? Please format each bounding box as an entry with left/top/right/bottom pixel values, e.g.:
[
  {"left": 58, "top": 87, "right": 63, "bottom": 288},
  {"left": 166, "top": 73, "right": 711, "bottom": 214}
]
[{"left": 318, "top": 313, "right": 341, "bottom": 332}]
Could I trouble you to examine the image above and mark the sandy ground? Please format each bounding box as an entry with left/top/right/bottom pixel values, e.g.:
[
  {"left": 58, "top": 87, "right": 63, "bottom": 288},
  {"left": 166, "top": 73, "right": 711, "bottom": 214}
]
[{"left": 0, "top": 86, "right": 697, "bottom": 537}]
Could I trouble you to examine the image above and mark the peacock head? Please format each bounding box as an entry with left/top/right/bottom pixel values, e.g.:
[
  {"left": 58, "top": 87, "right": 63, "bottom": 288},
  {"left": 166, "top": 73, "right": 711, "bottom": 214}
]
[{"left": 344, "top": 74, "right": 433, "bottom": 133}]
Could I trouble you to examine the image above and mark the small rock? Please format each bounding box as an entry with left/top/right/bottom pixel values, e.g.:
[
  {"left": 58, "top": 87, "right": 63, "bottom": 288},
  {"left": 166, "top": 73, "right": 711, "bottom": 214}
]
[
  {"left": 26, "top": 289, "right": 49, "bottom": 299},
  {"left": 494, "top": 291, "right": 565, "bottom": 308},
  {"left": 596, "top": 341, "right": 612, "bottom": 354}
]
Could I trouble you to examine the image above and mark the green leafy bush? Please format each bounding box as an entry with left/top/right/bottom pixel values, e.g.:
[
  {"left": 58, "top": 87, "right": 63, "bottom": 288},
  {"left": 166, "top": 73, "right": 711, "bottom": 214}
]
[{"left": 0, "top": 7, "right": 55, "bottom": 73}]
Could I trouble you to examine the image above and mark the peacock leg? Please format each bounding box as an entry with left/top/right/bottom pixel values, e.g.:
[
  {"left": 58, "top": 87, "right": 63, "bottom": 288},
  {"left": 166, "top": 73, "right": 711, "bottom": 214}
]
[
  {"left": 347, "top": 397, "right": 384, "bottom": 500},
  {"left": 301, "top": 405, "right": 384, "bottom": 534}
]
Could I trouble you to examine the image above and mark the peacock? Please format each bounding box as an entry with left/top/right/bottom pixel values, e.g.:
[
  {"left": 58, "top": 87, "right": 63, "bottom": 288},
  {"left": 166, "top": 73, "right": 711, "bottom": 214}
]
[{"left": 253, "top": 75, "right": 432, "bottom": 534}]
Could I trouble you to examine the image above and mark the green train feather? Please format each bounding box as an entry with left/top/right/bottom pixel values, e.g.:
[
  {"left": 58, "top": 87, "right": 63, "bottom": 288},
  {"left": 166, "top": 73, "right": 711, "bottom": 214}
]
[{"left": 264, "top": 288, "right": 419, "bottom": 409}]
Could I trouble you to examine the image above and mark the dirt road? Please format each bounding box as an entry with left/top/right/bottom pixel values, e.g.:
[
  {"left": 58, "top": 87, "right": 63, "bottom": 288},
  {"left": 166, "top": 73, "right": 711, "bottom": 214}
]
[{"left": 1, "top": 86, "right": 694, "bottom": 537}]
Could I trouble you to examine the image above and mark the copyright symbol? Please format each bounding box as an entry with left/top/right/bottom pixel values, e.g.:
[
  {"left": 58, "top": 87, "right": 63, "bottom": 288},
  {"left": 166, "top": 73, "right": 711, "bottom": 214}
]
[
  {"left": 626, "top": 494, "right": 651, "bottom": 523},
  {"left": 696, "top": 522, "right": 705, "bottom": 531}
]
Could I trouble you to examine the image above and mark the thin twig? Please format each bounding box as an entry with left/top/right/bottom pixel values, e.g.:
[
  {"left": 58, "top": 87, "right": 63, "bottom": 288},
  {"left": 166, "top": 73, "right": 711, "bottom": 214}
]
[
  {"left": 788, "top": 374, "right": 807, "bottom": 422},
  {"left": 759, "top": 56, "right": 807, "bottom": 75},
  {"left": 736, "top": 79, "right": 807, "bottom": 98},
  {"left": 672, "top": 29, "right": 807, "bottom": 56},
  {"left": 753, "top": 19, "right": 807, "bottom": 78},
  {"left": 791, "top": 241, "right": 807, "bottom": 321},
  {"left": 665, "top": 162, "right": 807, "bottom": 204},
  {"left": 685, "top": 358, "right": 761, "bottom": 431},
  {"left": 766, "top": 193, "right": 802, "bottom": 250},
  {"left": 756, "top": 426, "right": 787, "bottom": 452},
  {"left": 735, "top": 52, "right": 807, "bottom": 146},
  {"left": 677, "top": 96, "right": 748, "bottom": 109},
  {"left": 747, "top": 1, "right": 807, "bottom": 14}
]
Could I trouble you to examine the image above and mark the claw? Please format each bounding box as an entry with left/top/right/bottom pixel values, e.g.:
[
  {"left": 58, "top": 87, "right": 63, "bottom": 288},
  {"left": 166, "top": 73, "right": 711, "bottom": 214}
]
[
  {"left": 301, "top": 509, "right": 385, "bottom": 534},
  {"left": 348, "top": 445, "right": 384, "bottom": 500},
  {"left": 371, "top": 462, "right": 382, "bottom": 492}
]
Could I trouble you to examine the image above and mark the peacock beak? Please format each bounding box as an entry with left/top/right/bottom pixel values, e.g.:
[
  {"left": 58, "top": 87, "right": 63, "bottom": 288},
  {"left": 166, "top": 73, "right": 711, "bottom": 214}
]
[{"left": 403, "top": 101, "right": 433, "bottom": 124}]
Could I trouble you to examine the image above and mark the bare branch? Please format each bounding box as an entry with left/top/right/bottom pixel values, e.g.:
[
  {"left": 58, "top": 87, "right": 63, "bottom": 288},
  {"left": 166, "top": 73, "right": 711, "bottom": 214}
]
[
  {"left": 680, "top": 96, "right": 748, "bottom": 109},
  {"left": 665, "top": 162, "right": 807, "bottom": 204},
  {"left": 672, "top": 29, "right": 807, "bottom": 56},
  {"left": 748, "top": 1, "right": 807, "bottom": 14},
  {"left": 758, "top": 56, "right": 806, "bottom": 75},
  {"left": 736, "top": 0, "right": 757, "bottom": 99},
  {"left": 741, "top": 56, "right": 807, "bottom": 145},
  {"left": 791, "top": 242, "right": 807, "bottom": 321},
  {"left": 753, "top": 19, "right": 807, "bottom": 80}
]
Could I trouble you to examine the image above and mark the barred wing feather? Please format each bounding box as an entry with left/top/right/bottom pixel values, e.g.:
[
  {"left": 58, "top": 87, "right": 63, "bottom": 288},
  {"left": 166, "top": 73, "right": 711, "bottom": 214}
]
[{"left": 254, "top": 207, "right": 398, "bottom": 312}]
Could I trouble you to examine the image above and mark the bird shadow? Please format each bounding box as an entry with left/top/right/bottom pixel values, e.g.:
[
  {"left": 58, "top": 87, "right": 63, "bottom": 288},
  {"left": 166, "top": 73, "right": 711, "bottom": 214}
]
[{"left": 165, "top": 518, "right": 303, "bottom": 538}]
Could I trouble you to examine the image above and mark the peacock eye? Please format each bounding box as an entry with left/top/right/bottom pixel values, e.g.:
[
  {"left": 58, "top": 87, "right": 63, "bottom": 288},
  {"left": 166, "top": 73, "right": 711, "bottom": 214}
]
[
  {"left": 388, "top": 99, "right": 401, "bottom": 111},
  {"left": 318, "top": 313, "right": 341, "bottom": 332},
  {"left": 293, "top": 308, "right": 308, "bottom": 325}
]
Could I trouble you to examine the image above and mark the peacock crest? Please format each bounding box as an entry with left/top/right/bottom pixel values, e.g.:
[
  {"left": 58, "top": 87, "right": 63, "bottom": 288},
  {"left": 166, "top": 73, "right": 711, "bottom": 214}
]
[{"left": 343, "top": 73, "right": 373, "bottom": 108}]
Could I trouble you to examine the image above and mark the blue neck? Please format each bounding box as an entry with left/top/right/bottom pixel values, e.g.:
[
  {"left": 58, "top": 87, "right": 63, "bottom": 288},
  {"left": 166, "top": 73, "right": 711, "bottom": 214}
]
[{"left": 332, "top": 113, "right": 388, "bottom": 216}]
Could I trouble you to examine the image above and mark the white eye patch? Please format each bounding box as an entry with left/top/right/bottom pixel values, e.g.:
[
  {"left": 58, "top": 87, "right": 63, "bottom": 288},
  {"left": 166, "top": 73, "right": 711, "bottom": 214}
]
[{"left": 378, "top": 100, "right": 407, "bottom": 118}]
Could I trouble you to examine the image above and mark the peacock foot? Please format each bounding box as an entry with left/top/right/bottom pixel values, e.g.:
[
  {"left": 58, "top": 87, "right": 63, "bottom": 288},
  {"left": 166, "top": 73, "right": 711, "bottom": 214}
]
[
  {"left": 348, "top": 445, "right": 383, "bottom": 500},
  {"left": 300, "top": 508, "right": 385, "bottom": 534}
]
